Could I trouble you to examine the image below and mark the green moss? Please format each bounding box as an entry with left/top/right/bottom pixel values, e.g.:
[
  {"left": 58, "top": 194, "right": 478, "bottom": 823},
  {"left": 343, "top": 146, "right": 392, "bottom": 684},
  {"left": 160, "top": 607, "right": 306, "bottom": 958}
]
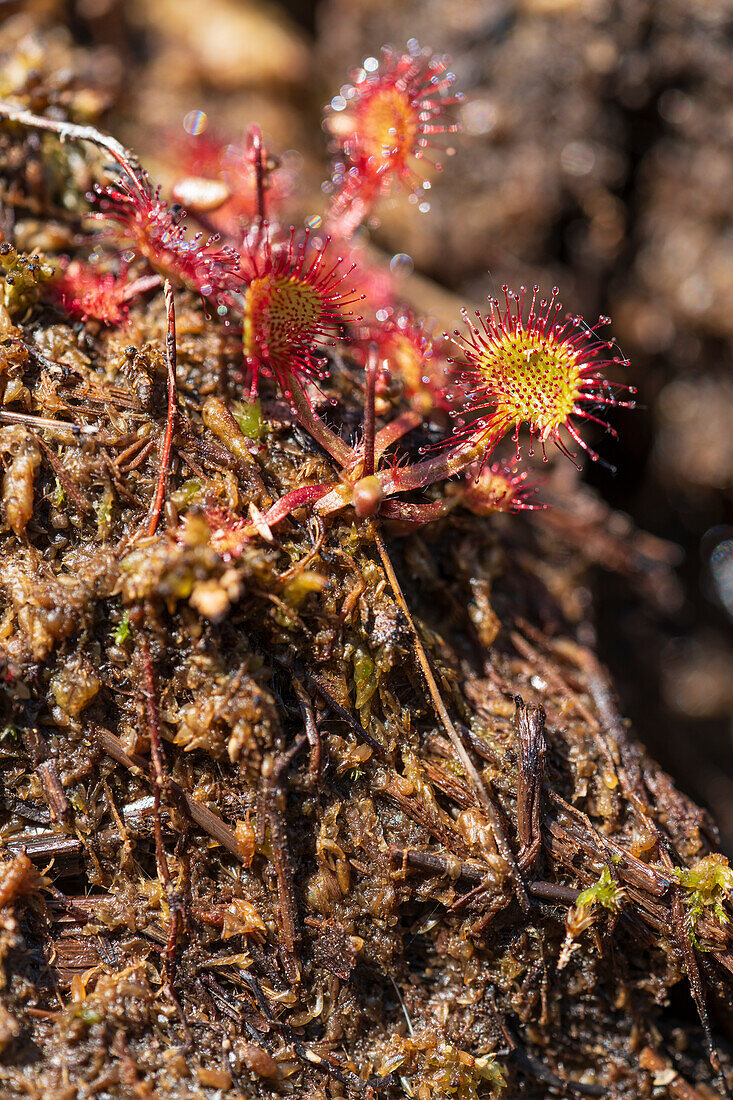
[
  {"left": 674, "top": 854, "right": 733, "bottom": 936},
  {"left": 577, "top": 867, "right": 624, "bottom": 913},
  {"left": 113, "top": 611, "right": 131, "bottom": 645},
  {"left": 95, "top": 490, "right": 113, "bottom": 538},
  {"left": 353, "top": 644, "right": 377, "bottom": 712},
  {"left": 281, "top": 570, "right": 327, "bottom": 610},
  {"left": 74, "top": 1005, "right": 102, "bottom": 1026}
]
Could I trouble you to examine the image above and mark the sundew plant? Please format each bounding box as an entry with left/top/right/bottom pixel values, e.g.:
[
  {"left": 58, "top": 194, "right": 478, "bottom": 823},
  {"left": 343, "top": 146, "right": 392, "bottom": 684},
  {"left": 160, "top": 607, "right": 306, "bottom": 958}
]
[{"left": 0, "top": 42, "right": 633, "bottom": 543}]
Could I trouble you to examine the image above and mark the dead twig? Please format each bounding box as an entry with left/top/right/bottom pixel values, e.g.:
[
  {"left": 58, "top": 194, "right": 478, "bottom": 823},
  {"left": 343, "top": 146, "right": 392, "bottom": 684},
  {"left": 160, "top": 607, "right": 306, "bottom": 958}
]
[
  {"left": 528, "top": 880, "right": 581, "bottom": 906},
  {"left": 310, "top": 677, "right": 384, "bottom": 755},
  {"left": 0, "top": 408, "right": 98, "bottom": 438},
  {"left": 0, "top": 100, "right": 145, "bottom": 191},
  {"left": 387, "top": 844, "right": 490, "bottom": 885},
  {"left": 36, "top": 762, "right": 72, "bottom": 825},
  {"left": 20, "top": 727, "right": 72, "bottom": 826},
  {"left": 293, "top": 677, "right": 322, "bottom": 785},
  {"left": 671, "top": 890, "right": 730, "bottom": 1099},
  {"left": 372, "top": 525, "right": 528, "bottom": 911},
  {"left": 256, "top": 734, "right": 307, "bottom": 984},
  {"left": 93, "top": 726, "right": 241, "bottom": 858},
  {"left": 376, "top": 770, "right": 472, "bottom": 858},
  {"left": 5, "top": 833, "right": 82, "bottom": 873},
  {"left": 140, "top": 641, "right": 180, "bottom": 945},
  {"left": 514, "top": 696, "right": 546, "bottom": 871},
  {"left": 138, "top": 637, "right": 191, "bottom": 1035},
  {"left": 30, "top": 431, "right": 94, "bottom": 516}
]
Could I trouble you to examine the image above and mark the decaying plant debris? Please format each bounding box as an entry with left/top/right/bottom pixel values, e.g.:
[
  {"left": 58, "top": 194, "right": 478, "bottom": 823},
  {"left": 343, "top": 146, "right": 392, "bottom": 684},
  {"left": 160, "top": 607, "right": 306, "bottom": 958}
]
[{"left": 1, "top": 21, "right": 733, "bottom": 1100}]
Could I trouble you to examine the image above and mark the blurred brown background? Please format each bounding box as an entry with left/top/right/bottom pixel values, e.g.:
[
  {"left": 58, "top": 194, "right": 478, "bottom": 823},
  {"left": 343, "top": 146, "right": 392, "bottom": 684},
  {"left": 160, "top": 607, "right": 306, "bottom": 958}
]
[{"left": 3, "top": 0, "right": 733, "bottom": 843}]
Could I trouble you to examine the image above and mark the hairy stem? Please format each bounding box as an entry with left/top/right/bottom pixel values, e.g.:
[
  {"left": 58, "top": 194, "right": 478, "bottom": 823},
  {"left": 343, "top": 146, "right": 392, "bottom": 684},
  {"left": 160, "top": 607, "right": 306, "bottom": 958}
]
[
  {"left": 249, "top": 124, "right": 266, "bottom": 251},
  {"left": 377, "top": 433, "right": 493, "bottom": 496},
  {"left": 362, "top": 345, "right": 378, "bottom": 478},
  {"left": 378, "top": 497, "right": 457, "bottom": 525},
  {"left": 261, "top": 482, "right": 334, "bottom": 528}
]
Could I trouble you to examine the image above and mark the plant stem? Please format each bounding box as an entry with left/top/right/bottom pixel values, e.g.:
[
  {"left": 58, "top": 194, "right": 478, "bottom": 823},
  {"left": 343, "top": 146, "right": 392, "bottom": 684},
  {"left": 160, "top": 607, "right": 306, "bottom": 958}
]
[
  {"left": 119, "top": 273, "right": 162, "bottom": 303},
  {"left": 372, "top": 525, "right": 528, "bottom": 910},
  {"left": 261, "top": 482, "right": 334, "bottom": 528},
  {"left": 377, "top": 435, "right": 487, "bottom": 495},
  {"left": 373, "top": 410, "right": 422, "bottom": 465},
  {"left": 378, "top": 497, "right": 456, "bottom": 525},
  {"left": 147, "top": 280, "right": 177, "bottom": 536},
  {"left": 139, "top": 636, "right": 171, "bottom": 889},
  {"left": 362, "top": 345, "right": 378, "bottom": 478},
  {"left": 249, "top": 124, "right": 266, "bottom": 251}
]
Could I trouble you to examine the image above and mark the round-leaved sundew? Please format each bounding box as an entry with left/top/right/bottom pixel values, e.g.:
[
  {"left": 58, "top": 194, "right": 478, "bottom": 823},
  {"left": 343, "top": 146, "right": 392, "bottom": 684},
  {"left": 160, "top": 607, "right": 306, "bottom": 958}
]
[
  {"left": 449, "top": 285, "right": 636, "bottom": 467},
  {"left": 325, "top": 43, "right": 462, "bottom": 229},
  {"left": 242, "top": 225, "right": 363, "bottom": 399},
  {"left": 92, "top": 178, "right": 242, "bottom": 304},
  {"left": 462, "top": 462, "right": 543, "bottom": 515}
]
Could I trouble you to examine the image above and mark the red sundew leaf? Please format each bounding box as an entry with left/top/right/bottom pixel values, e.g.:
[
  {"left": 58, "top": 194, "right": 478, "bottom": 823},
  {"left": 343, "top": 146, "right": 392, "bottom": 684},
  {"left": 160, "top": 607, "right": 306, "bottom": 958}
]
[
  {"left": 324, "top": 43, "right": 463, "bottom": 232},
  {"left": 91, "top": 177, "right": 243, "bottom": 304},
  {"left": 50, "top": 260, "right": 160, "bottom": 326},
  {"left": 170, "top": 127, "right": 291, "bottom": 237},
  {"left": 462, "top": 461, "right": 544, "bottom": 515},
  {"left": 447, "top": 285, "right": 635, "bottom": 468},
  {"left": 241, "top": 224, "right": 364, "bottom": 397},
  {"left": 361, "top": 310, "right": 453, "bottom": 418}
]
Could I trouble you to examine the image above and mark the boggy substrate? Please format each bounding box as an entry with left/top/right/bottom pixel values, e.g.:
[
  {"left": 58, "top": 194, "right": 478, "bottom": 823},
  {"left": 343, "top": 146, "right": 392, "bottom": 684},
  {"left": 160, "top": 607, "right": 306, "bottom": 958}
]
[
  {"left": 0, "top": 10, "right": 732, "bottom": 1093},
  {"left": 0, "top": 281, "right": 732, "bottom": 1098}
]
